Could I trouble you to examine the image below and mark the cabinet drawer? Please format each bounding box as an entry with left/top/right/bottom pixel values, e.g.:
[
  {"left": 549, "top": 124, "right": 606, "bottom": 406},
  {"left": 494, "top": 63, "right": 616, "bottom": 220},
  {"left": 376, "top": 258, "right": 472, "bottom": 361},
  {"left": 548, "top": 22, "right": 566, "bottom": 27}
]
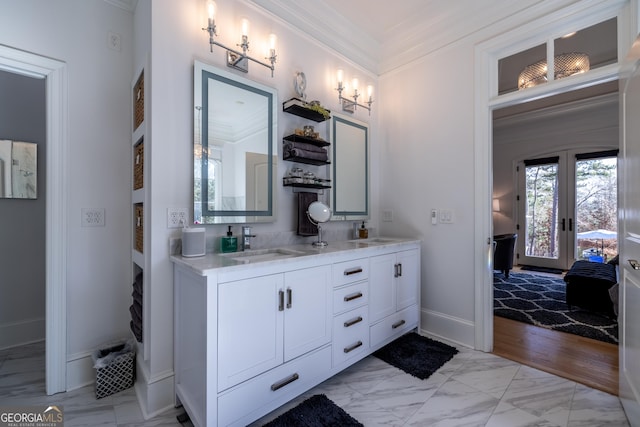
[
  {"left": 333, "top": 308, "right": 369, "bottom": 366},
  {"left": 333, "top": 258, "right": 369, "bottom": 287},
  {"left": 218, "top": 345, "right": 332, "bottom": 427},
  {"left": 333, "top": 281, "right": 368, "bottom": 314},
  {"left": 370, "top": 305, "right": 419, "bottom": 348}
]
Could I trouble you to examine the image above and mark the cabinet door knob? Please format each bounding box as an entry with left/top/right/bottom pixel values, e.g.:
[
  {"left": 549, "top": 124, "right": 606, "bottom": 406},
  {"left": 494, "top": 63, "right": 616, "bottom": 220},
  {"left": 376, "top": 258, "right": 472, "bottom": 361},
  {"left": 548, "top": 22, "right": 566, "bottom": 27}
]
[
  {"left": 392, "top": 319, "right": 406, "bottom": 329},
  {"left": 343, "top": 316, "right": 363, "bottom": 328},
  {"left": 270, "top": 373, "right": 300, "bottom": 391},
  {"left": 344, "top": 292, "right": 363, "bottom": 302},
  {"left": 343, "top": 341, "right": 363, "bottom": 353},
  {"left": 344, "top": 267, "right": 363, "bottom": 276}
]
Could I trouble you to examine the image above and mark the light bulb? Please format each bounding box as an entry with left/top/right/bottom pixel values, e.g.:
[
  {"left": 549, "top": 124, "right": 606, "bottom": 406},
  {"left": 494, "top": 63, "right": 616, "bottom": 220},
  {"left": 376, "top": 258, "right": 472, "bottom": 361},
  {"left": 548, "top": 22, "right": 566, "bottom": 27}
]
[
  {"left": 336, "top": 69, "right": 344, "bottom": 85},
  {"left": 206, "top": 0, "right": 216, "bottom": 20},
  {"left": 241, "top": 18, "right": 250, "bottom": 37},
  {"left": 367, "top": 85, "right": 373, "bottom": 98},
  {"left": 352, "top": 77, "right": 359, "bottom": 92},
  {"left": 269, "top": 33, "right": 277, "bottom": 50}
]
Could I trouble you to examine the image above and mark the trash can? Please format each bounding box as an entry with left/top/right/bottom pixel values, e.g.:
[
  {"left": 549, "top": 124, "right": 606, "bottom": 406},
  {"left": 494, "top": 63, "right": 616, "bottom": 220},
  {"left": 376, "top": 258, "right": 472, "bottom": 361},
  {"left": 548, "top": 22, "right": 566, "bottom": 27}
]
[{"left": 92, "top": 340, "right": 135, "bottom": 399}]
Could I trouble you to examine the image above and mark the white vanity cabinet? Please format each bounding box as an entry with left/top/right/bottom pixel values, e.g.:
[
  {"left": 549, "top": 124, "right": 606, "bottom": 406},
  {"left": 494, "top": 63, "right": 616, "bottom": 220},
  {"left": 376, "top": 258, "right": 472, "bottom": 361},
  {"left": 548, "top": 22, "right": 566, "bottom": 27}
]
[
  {"left": 369, "top": 249, "right": 420, "bottom": 347},
  {"left": 173, "top": 239, "right": 420, "bottom": 427},
  {"left": 218, "top": 266, "right": 332, "bottom": 391}
]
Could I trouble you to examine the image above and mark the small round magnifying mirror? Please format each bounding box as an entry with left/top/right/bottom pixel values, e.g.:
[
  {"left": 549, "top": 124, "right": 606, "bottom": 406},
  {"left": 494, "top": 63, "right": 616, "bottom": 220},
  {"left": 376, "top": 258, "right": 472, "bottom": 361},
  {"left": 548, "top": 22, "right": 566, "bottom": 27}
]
[{"left": 307, "top": 201, "right": 330, "bottom": 247}]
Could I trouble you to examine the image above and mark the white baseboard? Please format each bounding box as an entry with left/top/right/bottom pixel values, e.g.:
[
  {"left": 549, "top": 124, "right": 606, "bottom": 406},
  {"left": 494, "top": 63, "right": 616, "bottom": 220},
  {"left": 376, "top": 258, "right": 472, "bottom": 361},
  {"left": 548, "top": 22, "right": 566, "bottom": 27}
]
[
  {"left": 66, "top": 351, "right": 95, "bottom": 391},
  {"left": 0, "top": 317, "right": 45, "bottom": 350},
  {"left": 134, "top": 359, "right": 175, "bottom": 420},
  {"left": 420, "top": 308, "right": 475, "bottom": 348}
]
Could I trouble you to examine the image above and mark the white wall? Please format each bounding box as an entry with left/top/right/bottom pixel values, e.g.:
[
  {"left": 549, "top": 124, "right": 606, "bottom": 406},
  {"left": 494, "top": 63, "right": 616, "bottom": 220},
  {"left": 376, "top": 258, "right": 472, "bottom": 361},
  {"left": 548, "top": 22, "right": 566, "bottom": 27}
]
[
  {"left": 0, "top": 0, "right": 134, "bottom": 387},
  {"left": 379, "top": 43, "right": 477, "bottom": 345}
]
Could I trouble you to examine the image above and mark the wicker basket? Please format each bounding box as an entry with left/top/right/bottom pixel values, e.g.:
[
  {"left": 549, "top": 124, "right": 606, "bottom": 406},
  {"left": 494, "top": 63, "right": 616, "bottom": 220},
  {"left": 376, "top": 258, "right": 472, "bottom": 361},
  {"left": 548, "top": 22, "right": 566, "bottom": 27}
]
[
  {"left": 133, "top": 72, "right": 144, "bottom": 130},
  {"left": 134, "top": 204, "right": 143, "bottom": 253},
  {"left": 133, "top": 141, "right": 144, "bottom": 190},
  {"left": 93, "top": 343, "right": 135, "bottom": 399}
]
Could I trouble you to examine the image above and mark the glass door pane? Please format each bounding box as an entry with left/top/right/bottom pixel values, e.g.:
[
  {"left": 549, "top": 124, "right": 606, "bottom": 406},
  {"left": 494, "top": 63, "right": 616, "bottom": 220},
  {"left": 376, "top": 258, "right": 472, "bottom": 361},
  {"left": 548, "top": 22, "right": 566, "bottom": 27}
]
[
  {"left": 575, "top": 156, "right": 617, "bottom": 262},
  {"left": 524, "top": 161, "right": 559, "bottom": 259}
]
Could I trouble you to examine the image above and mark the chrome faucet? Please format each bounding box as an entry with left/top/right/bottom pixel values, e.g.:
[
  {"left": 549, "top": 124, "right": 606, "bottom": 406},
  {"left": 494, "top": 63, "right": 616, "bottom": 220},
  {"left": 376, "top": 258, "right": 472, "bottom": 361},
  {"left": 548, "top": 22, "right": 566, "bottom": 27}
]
[{"left": 242, "top": 226, "right": 256, "bottom": 251}]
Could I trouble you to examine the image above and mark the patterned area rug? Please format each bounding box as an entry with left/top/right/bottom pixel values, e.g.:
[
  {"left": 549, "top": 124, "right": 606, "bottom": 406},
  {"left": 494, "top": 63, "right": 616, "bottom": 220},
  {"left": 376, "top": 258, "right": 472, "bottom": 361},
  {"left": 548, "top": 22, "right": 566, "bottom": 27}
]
[{"left": 494, "top": 272, "right": 618, "bottom": 344}]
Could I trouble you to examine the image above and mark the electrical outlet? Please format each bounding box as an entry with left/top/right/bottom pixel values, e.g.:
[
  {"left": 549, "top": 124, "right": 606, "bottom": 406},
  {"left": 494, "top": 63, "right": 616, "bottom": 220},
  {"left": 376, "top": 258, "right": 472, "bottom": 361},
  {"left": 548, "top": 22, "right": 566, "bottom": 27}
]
[
  {"left": 167, "top": 208, "right": 188, "bottom": 228},
  {"left": 81, "top": 208, "right": 105, "bottom": 227}
]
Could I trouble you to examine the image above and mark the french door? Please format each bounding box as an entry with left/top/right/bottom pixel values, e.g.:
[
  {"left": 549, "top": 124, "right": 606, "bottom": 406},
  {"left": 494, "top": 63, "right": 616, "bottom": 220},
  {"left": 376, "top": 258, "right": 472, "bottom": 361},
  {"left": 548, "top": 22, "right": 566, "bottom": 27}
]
[{"left": 517, "top": 150, "right": 618, "bottom": 270}]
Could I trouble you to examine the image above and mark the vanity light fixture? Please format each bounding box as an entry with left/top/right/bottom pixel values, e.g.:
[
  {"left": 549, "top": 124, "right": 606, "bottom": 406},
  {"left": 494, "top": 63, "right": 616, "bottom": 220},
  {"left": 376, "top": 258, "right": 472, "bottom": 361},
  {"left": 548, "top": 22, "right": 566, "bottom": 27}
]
[
  {"left": 203, "top": 0, "right": 277, "bottom": 77},
  {"left": 335, "top": 69, "right": 373, "bottom": 115}
]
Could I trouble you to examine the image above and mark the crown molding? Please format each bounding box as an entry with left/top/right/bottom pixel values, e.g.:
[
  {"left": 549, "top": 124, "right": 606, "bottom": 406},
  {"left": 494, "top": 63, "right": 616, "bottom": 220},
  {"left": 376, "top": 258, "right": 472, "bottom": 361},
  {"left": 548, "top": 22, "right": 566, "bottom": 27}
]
[
  {"left": 103, "top": 0, "right": 137, "bottom": 13},
  {"left": 251, "top": 0, "right": 380, "bottom": 74}
]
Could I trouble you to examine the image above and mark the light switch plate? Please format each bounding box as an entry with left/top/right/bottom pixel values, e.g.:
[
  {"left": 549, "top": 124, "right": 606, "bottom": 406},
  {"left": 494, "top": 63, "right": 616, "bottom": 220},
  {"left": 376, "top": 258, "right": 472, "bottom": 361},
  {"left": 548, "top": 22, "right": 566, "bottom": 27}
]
[
  {"left": 382, "top": 209, "right": 393, "bottom": 222},
  {"left": 439, "top": 209, "right": 454, "bottom": 224}
]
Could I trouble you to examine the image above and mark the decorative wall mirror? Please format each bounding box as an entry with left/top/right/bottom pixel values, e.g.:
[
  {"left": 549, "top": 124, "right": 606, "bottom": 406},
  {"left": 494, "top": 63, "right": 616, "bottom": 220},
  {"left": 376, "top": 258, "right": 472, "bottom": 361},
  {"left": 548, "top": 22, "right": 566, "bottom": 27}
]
[
  {"left": 193, "top": 61, "right": 277, "bottom": 224},
  {"left": 0, "top": 139, "right": 37, "bottom": 199},
  {"left": 331, "top": 113, "right": 368, "bottom": 218}
]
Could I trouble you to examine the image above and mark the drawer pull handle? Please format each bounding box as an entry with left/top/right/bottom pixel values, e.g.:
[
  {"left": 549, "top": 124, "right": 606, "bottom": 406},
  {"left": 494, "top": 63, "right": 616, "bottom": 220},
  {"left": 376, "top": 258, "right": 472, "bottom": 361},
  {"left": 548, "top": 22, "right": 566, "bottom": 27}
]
[
  {"left": 344, "top": 292, "right": 363, "bottom": 302},
  {"left": 343, "top": 341, "right": 363, "bottom": 353},
  {"left": 286, "top": 288, "right": 292, "bottom": 309},
  {"left": 344, "top": 316, "right": 363, "bottom": 328},
  {"left": 344, "top": 267, "right": 363, "bottom": 276},
  {"left": 270, "top": 373, "right": 299, "bottom": 391},
  {"left": 278, "top": 290, "right": 284, "bottom": 312},
  {"left": 392, "top": 319, "right": 406, "bottom": 329}
]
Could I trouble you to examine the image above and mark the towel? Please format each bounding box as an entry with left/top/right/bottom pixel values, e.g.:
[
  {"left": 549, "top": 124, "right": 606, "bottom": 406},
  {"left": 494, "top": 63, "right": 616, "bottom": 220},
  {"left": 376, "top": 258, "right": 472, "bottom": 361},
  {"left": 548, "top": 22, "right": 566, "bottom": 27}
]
[
  {"left": 297, "top": 192, "right": 318, "bottom": 236},
  {"left": 283, "top": 141, "right": 327, "bottom": 153},
  {"left": 284, "top": 148, "right": 328, "bottom": 162}
]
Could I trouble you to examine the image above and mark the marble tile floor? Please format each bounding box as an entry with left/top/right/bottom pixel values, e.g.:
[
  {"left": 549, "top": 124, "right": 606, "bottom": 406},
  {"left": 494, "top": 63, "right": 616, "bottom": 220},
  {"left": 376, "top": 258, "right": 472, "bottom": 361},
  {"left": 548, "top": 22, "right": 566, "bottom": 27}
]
[{"left": 0, "top": 340, "right": 630, "bottom": 426}]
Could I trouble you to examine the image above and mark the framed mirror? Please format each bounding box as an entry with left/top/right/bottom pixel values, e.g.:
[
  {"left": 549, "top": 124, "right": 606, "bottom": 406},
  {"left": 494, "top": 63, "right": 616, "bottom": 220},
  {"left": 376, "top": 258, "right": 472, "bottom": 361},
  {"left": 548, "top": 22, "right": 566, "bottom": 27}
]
[
  {"left": 194, "top": 61, "right": 277, "bottom": 224},
  {"left": 331, "top": 114, "right": 368, "bottom": 218},
  {"left": 0, "top": 139, "right": 37, "bottom": 199}
]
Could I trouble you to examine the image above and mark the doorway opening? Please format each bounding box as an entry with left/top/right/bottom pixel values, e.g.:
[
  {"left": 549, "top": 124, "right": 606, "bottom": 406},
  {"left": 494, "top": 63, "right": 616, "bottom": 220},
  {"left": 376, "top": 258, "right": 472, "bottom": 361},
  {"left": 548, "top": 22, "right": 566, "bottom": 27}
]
[{"left": 0, "top": 45, "right": 68, "bottom": 395}]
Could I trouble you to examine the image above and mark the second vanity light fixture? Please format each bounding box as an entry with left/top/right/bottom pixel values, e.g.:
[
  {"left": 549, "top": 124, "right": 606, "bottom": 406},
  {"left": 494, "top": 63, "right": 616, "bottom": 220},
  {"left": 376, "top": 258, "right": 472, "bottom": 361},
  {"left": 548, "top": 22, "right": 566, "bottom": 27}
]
[
  {"left": 335, "top": 69, "right": 373, "bottom": 115},
  {"left": 203, "top": 0, "right": 277, "bottom": 77}
]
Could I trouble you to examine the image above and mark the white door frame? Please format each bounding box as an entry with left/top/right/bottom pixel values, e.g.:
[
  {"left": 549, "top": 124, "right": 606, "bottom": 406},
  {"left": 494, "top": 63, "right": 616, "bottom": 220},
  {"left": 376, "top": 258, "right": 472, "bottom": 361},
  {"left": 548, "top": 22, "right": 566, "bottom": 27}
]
[
  {"left": 473, "top": 1, "right": 630, "bottom": 351},
  {"left": 0, "top": 45, "right": 68, "bottom": 395}
]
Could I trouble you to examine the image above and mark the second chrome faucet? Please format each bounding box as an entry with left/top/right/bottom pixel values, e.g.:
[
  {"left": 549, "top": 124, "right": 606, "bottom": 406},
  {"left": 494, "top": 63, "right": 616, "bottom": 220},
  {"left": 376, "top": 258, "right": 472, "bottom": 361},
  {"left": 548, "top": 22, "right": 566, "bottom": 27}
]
[{"left": 242, "top": 226, "right": 256, "bottom": 250}]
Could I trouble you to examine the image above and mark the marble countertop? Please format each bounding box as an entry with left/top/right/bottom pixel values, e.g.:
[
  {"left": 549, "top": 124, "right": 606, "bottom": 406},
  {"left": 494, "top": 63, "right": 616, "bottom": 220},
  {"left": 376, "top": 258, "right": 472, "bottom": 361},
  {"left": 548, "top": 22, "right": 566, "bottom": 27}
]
[{"left": 170, "top": 237, "right": 420, "bottom": 276}]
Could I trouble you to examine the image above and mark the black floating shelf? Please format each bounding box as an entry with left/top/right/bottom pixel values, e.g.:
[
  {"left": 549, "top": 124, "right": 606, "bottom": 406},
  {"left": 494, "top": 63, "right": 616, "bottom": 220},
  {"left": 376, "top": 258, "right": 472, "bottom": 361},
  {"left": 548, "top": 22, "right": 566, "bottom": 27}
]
[
  {"left": 283, "top": 134, "right": 330, "bottom": 147},
  {"left": 283, "top": 183, "right": 332, "bottom": 190},
  {"left": 283, "top": 155, "right": 331, "bottom": 166},
  {"left": 283, "top": 98, "right": 330, "bottom": 122}
]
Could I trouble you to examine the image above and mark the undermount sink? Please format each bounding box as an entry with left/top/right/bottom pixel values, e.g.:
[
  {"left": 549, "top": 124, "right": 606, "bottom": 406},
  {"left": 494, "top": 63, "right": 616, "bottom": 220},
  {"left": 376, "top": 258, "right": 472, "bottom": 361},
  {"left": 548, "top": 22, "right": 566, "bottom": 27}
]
[{"left": 221, "top": 248, "right": 306, "bottom": 264}]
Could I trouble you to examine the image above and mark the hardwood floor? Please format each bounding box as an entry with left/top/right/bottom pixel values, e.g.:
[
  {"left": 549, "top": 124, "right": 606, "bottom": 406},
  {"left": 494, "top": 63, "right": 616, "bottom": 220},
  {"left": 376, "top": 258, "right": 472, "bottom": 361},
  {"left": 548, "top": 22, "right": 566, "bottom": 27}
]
[{"left": 492, "top": 315, "right": 619, "bottom": 396}]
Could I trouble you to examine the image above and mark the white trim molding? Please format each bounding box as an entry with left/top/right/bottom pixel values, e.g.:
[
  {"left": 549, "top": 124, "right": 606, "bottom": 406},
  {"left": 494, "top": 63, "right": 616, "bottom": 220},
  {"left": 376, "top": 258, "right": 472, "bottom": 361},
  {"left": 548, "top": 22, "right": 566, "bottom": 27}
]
[
  {"left": 0, "top": 45, "right": 68, "bottom": 395},
  {"left": 474, "top": 0, "right": 632, "bottom": 352}
]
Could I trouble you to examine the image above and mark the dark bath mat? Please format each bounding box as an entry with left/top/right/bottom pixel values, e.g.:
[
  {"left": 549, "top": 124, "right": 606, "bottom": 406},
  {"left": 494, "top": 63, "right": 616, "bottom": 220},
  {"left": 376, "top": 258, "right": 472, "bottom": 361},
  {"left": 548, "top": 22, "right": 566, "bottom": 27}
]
[
  {"left": 262, "top": 394, "right": 363, "bottom": 427},
  {"left": 373, "top": 333, "right": 458, "bottom": 380}
]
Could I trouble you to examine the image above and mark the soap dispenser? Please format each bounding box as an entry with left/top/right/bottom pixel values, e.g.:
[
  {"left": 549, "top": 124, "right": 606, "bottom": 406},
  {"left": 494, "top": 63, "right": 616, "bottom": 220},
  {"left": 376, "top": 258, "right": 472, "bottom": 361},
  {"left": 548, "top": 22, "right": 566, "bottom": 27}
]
[
  {"left": 358, "top": 221, "right": 369, "bottom": 239},
  {"left": 220, "top": 225, "right": 238, "bottom": 253}
]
